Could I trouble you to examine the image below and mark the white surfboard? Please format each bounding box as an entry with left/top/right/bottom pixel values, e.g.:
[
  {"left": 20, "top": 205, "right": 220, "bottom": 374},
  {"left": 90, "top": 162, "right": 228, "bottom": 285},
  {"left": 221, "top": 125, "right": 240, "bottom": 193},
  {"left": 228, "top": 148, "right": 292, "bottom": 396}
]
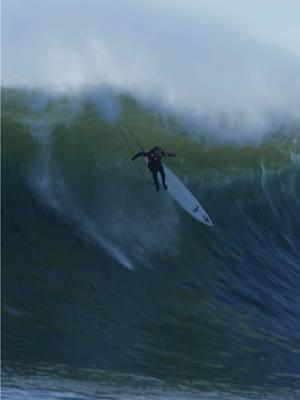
[
  {"left": 161, "top": 164, "right": 213, "bottom": 226},
  {"left": 144, "top": 157, "right": 212, "bottom": 226}
]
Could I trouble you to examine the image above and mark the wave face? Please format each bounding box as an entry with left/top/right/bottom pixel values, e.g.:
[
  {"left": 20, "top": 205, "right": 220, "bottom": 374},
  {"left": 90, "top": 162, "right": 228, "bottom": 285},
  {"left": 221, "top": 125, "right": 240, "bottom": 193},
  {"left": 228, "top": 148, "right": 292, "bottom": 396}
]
[{"left": 2, "top": 88, "right": 300, "bottom": 391}]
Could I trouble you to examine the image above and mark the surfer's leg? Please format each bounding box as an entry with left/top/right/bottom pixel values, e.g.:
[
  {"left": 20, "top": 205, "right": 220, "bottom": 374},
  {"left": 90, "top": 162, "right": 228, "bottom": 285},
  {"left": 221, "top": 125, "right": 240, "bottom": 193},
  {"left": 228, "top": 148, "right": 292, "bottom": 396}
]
[
  {"left": 152, "top": 169, "right": 160, "bottom": 191},
  {"left": 159, "top": 167, "right": 167, "bottom": 190}
]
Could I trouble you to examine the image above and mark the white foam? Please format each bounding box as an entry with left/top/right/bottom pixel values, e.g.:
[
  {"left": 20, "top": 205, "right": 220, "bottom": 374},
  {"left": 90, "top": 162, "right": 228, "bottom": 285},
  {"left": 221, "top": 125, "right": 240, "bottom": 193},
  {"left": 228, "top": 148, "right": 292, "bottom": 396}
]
[{"left": 3, "top": 0, "right": 300, "bottom": 144}]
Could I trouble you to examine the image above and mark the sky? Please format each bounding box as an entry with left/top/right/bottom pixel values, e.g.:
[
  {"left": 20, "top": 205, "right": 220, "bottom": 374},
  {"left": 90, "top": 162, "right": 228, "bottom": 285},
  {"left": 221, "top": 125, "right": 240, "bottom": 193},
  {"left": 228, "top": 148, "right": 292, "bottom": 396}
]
[
  {"left": 174, "top": 0, "right": 300, "bottom": 58},
  {"left": 2, "top": 0, "right": 300, "bottom": 141}
]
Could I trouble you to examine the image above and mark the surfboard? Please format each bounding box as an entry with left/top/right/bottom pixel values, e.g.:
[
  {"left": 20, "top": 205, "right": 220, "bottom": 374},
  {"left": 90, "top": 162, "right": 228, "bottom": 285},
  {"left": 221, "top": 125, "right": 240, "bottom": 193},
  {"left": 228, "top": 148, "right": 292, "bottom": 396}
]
[
  {"left": 161, "top": 164, "right": 213, "bottom": 226},
  {"left": 144, "top": 158, "right": 212, "bottom": 226}
]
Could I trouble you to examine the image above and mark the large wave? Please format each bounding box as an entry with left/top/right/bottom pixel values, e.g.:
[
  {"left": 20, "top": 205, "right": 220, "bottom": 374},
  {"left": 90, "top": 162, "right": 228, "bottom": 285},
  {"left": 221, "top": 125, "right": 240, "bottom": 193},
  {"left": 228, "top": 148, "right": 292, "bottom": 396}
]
[{"left": 2, "top": 89, "right": 300, "bottom": 391}]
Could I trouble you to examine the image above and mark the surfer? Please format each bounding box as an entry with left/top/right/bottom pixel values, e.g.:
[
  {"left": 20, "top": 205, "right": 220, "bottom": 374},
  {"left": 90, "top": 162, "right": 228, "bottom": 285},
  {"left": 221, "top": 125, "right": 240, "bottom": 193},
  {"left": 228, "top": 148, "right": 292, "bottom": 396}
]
[{"left": 131, "top": 146, "right": 176, "bottom": 191}]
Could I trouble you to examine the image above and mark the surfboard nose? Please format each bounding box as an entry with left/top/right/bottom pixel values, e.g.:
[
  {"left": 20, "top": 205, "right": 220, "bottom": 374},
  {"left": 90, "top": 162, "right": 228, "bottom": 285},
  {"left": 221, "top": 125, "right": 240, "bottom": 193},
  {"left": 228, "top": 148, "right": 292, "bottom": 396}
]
[{"left": 203, "top": 215, "right": 213, "bottom": 226}]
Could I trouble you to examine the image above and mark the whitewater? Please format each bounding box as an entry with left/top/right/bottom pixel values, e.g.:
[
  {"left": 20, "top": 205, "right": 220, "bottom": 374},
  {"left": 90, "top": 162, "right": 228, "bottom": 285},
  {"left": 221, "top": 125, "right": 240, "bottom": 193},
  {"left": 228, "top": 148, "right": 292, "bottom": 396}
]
[{"left": 2, "top": 1, "right": 300, "bottom": 399}]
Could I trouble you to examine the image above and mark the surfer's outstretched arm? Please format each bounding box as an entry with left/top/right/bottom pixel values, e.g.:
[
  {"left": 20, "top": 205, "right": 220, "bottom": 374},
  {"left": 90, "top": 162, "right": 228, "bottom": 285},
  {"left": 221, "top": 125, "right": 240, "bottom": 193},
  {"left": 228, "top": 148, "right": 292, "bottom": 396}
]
[{"left": 131, "top": 151, "right": 146, "bottom": 161}]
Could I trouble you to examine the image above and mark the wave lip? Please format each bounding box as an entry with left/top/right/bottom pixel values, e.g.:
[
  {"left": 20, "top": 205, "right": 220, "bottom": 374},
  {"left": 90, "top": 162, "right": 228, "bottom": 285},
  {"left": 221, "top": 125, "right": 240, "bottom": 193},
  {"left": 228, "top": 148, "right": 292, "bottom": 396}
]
[{"left": 3, "top": 1, "right": 300, "bottom": 144}]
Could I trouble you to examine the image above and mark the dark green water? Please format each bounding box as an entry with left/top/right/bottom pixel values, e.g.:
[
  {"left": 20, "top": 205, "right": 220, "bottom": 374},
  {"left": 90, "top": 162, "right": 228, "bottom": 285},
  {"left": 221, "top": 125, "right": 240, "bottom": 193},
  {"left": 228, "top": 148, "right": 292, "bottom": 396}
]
[{"left": 2, "top": 88, "right": 300, "bottom": 399}]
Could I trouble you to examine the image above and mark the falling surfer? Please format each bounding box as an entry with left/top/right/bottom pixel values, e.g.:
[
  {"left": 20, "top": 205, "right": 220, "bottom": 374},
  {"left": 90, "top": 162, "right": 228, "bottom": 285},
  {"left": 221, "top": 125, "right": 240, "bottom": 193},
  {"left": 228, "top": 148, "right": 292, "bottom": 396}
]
[{"left": 131, "top": 146, "right": 176, "bottom": 191}]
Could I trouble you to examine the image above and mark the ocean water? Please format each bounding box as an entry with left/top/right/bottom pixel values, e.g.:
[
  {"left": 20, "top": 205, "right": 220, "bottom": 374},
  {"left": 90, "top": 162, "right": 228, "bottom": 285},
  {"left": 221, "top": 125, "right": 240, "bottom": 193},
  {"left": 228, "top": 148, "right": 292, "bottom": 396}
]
[{"left": 2, "top": 88, "right": 300, "bottom": 399}]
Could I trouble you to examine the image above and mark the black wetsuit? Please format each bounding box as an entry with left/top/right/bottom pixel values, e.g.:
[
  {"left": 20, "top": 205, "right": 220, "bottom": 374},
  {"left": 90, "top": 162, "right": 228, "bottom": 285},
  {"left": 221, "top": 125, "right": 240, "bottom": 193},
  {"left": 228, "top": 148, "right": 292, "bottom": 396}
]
[{"left": 132, "top": 148, "right": 176, "bottom": 190}]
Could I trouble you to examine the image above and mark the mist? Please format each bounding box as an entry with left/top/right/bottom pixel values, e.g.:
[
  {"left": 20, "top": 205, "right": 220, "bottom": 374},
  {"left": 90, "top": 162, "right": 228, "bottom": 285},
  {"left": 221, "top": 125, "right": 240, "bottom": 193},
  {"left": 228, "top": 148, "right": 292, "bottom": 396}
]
[{"left": 2, "top": 0, "right": 300, "bottom": 143}]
